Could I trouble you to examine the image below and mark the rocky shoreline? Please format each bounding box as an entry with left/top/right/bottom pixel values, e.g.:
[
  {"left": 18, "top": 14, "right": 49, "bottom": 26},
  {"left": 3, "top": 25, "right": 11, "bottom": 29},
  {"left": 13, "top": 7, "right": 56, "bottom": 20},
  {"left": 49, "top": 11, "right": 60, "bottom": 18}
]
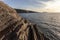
[{"left": 0, "top": 1, "right": 49, "bottom": 40}]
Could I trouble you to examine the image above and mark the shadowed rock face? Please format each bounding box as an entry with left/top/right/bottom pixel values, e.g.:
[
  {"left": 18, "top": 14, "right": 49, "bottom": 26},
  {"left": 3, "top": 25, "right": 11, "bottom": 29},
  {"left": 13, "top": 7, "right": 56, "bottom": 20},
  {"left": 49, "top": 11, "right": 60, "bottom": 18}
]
[{"left": 0, "top": 1, "right": 49, "bottom": 40}]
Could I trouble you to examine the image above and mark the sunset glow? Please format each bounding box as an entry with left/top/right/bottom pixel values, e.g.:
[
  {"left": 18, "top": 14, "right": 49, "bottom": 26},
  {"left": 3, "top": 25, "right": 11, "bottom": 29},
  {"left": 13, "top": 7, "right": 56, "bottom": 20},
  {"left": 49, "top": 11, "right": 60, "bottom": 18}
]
[{"left": 43, "top": 0, "right": 60, "bottom": 12}]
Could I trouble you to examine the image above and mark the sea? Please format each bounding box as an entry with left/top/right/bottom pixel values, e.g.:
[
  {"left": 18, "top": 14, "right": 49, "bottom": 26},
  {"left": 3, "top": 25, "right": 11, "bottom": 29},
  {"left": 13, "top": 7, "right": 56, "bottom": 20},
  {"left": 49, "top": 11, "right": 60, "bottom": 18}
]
[{"left": 19, "top": 13, "right": 60, "bottom": 40}]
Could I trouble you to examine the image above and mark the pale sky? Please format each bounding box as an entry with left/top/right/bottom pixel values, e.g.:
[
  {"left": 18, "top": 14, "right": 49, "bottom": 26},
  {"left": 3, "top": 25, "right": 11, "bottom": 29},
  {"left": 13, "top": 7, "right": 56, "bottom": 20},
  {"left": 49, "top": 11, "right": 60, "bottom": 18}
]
[{"left": 0, "top": 0, "right": 60, "bottom": 12}]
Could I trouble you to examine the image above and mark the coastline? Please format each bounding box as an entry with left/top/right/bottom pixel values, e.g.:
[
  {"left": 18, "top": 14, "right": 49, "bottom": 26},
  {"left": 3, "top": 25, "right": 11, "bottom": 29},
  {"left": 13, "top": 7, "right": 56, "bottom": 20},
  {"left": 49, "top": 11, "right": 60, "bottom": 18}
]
[{"left": 0, "top": 1, "right": 49, "bottom": 40}]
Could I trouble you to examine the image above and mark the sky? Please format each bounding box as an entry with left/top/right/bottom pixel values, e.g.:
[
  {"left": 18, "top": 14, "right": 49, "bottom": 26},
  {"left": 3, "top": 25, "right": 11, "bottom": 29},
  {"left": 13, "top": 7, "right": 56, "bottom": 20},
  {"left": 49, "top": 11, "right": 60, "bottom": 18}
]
[{"left": 0, "top": 0, "right": 60, "bottom": 12}]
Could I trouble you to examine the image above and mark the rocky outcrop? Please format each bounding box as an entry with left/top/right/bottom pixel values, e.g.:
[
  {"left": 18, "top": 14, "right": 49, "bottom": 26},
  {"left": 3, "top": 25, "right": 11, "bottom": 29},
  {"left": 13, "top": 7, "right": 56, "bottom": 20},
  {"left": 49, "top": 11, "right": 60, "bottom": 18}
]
[{"left": 0, "top": 1, "right": 49, "bottom": 40}]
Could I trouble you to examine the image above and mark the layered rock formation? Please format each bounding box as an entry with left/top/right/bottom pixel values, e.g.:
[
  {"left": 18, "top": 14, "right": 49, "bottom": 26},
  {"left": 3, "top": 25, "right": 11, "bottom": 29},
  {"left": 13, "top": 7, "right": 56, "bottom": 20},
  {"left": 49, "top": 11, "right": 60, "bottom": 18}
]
[{"left": 0, "top": 1, "right": 49, "bottom": 40}]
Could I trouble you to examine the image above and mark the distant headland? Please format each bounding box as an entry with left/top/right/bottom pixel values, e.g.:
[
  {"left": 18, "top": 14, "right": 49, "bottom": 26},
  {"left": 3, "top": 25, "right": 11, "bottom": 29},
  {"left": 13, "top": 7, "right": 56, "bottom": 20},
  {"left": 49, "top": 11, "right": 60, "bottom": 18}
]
[{"left": 15, "top": 9, "right": 39, "bottom": 13}]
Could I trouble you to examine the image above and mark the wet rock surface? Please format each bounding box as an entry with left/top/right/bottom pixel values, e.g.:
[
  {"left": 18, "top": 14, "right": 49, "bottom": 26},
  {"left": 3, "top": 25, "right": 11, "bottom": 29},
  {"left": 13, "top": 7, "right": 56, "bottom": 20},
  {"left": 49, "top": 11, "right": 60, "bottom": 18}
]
[{"left": 0, "top": 1, "right": 49, "bottom": 40}]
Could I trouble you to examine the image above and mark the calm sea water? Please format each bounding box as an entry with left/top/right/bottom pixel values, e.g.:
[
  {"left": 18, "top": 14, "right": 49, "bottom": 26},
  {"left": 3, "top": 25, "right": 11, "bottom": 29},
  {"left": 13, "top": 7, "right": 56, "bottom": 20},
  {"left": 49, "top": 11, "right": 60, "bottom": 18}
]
[{"left": 19, "top": 13, "right": 60, "bottom": 40}]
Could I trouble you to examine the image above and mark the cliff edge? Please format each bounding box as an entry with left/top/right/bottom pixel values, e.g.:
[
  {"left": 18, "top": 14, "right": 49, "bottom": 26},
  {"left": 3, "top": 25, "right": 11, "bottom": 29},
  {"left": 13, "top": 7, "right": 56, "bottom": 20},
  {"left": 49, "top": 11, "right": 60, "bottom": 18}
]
[{"left": 0, "top": 1, "right": 49, "bottom": 40}]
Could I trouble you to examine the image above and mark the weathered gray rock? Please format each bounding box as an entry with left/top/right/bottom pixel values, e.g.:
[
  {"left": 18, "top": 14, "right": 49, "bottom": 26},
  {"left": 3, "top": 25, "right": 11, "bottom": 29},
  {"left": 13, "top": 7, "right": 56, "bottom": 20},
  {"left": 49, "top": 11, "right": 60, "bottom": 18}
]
[{"left": 0, "top": 1, "right": 49, "bottom": 40}]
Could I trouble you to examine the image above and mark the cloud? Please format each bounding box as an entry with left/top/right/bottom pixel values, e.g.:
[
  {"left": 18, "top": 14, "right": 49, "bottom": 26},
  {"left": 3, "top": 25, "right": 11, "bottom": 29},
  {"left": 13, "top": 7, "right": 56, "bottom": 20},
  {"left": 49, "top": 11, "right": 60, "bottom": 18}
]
[
  {"left": 42, "top": 0, "right": 60, "bottom": 12},
  {"left": 28, "top": 0, "right": 52, "bottom": 7},
  {"left": 27, "top": 0, "right": 60, "bottom": 12},
  {"left": 29, "top": 0, "right": 60, "bottom": 12},
  {"left": 2, "top": 0, "right": 60, "bottom": 12},
  {"left": 23, "top": 0, "right": 54, "bottom": 12},
  {"left": 20, "top": 0, "right": 52, "bottom": 10}
]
